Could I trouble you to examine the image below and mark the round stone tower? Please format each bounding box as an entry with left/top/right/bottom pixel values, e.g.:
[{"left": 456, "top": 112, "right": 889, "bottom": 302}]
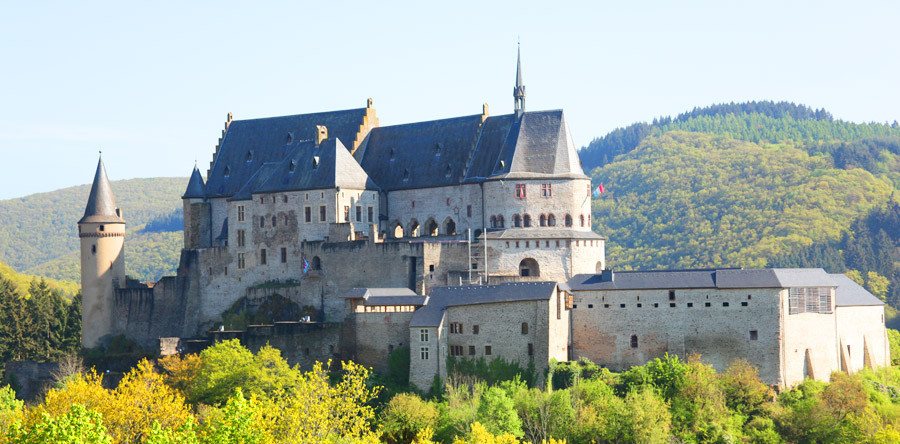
[{"left": 78, "top": 156, "right": 126, "bottom": 348}]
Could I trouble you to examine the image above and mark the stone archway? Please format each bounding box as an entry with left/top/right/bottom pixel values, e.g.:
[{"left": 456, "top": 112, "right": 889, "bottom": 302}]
[
  {"left": 392, "top": 222, "right": 404, "bottom": 239},
  {"left": 408, "top": 219, "right": 420, "bottom": 237},
  {"left": 519, "top": 258, "right": 540, "bottom": 277}
]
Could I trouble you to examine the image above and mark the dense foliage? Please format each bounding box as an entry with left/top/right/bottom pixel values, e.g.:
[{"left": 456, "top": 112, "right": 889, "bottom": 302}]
[
  {"left": 0, "top": 177, "right": 187, "bottom": 283},
  {"left": 0, "top": 275, "right": 80, "bottom": 366},
  {"left": 590, "top": 131, "right": 893, "bottom": 270},
  {"left": 6, "top": 341, "right": 900, "bottom": 443}
]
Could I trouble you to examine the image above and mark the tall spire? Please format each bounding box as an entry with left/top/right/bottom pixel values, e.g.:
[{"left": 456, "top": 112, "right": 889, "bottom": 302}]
[
  {"left": 79, "top": 155, "right": 124, "bottom": 224},
  {"left": 183, "top": 164, "right": 207, "bottom": 199},
  {"left": 514, "top": 42, "right": 526, "bottom": 114}
]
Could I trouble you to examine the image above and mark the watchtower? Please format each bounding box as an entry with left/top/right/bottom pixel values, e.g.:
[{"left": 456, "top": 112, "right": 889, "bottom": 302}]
[{"left": 78, "top": 156, "right": 126, "bottom": 348}]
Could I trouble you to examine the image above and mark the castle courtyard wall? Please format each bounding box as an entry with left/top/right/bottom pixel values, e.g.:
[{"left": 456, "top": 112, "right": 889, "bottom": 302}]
[
  {"left": 352, "top": 311, "right": 415, "bottom": 373},
  {"left": 835, "top": 305, "right": 889, "bottom": 374}
]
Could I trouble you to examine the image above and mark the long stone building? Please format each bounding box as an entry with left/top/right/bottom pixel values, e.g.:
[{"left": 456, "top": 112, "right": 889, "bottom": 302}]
[{"left": 77, "top": 48, "right": 888, "bottom": 390}]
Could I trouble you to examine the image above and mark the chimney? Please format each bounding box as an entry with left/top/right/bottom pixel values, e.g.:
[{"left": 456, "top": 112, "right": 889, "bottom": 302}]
[
  {"left": 601, "top": 269, "right": 614, "bottom": 282},
  {"left": 316, "top": 125, "right": 328, "bottom": 146},
  {"left": 482, "top": 103, "right": 490, "bottom": 123}
]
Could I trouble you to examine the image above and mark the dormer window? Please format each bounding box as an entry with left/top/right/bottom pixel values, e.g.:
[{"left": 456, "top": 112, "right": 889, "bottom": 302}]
[
  {"left": 403, "top": 169, "right": 410, "bottom": 181},
  {"left": 390, "top": 149, "right": 395, "bottom": 160},
  {"left": 224, "top": 166, "right": 230, "bottom": 177},
  {"left": 286, "top": 132, "right": 294, "bottom": 144},
  {"left": 498, "top": 160, "right": 505, "bottom": 170},
  {"left": 445, "top": 165, "right": 451, "bottom": 178},
  {"left": 289, "top": 160, "right": 295, "bottom": 172},
  {"left": 246, "top": 151, "right": 253, "bottom": 162},
  {"left": 434, "top": 143, "right": 442, "bottom": 156},
  {"left": 312, "top": 156, "right": 319, "bottom": 169}
]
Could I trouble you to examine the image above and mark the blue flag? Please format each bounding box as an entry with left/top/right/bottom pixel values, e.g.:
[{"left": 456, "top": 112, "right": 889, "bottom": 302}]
[{"left": 302, "top": 257, "right": 310, "bottom": 274}]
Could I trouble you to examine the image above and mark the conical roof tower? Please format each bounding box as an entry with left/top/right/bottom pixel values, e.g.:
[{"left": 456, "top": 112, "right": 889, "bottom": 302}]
[
  {"left": 79, "top": 156, "right": 124, "bottom": 224},
  {"left": 183, "top": 164, "right": 207, "bottom": 199}
]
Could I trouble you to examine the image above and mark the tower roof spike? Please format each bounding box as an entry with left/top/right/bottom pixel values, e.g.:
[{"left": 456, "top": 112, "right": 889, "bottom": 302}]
[
  {"left": 514, "top": 43, "right": 526, "bottom": 114},
  {"left": 79, "top": 155, "right": 125, "bottom": 224}
]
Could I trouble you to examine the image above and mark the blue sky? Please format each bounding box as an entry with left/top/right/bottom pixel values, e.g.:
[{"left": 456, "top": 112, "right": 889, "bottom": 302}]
[{"left": 1, "top": 1, "right": 898, "bottom": 199}]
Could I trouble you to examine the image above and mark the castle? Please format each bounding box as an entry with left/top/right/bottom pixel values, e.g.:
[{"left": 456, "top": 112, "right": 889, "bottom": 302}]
[{"left": 78, "top": 49, "right": 889, "bottom": 390}]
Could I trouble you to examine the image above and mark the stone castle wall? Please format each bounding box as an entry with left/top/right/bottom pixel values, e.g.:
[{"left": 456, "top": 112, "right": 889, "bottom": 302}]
[
  {"left": 836, "top": 305, "right": 889, "bottom": 373},
  {"left": 570, "top": 288, "right": 784, "bottom": 385}
]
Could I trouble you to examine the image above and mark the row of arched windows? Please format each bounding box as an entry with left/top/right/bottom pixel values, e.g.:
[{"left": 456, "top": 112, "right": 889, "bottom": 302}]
[
  {"left": 391, "top": 217, "right": 458, "bottom": 238},
  {"left": 490, "top": 213, "right": 591, "bottom": 228}
]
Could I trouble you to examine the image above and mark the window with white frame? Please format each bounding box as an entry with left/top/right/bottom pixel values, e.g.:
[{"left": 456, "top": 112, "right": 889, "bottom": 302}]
[
  {"left": 420, "top": 329, "right": 429, "bottom": 342},
  {"left": 420, "top": 347, "right": 430, "bottom": 360}
]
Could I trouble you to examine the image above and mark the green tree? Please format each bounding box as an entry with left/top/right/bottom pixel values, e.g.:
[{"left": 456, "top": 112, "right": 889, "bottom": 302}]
[
  {"left": 201, "top": 390, "right": 266, "bottom": 444},
  {"left": 7, "top": 404, "right": 112, "bottom": 444},
  {"left": 617, "top": 388, "right": 672, "bottom": 444},
  {"left": 476, "top": 386, "right": 522, "bottom": 438},
  {"left": 380, "top": 393, "right": 438, "bottom": 444}
]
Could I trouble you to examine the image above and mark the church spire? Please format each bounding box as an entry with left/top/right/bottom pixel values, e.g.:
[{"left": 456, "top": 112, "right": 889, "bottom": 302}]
[
  {"left": 79, "top": 155, "right": 124, "bottom": 224},
  {"left": 514, "top": 43, "right": 526, "bottom": 115}
]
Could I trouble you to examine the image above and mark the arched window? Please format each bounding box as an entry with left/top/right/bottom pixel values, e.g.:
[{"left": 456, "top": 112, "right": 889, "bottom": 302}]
[
  {"left": 497, "top": 215, "right": 505, "bottom": 228},
  {"left": 513, "top": 214, "right": 522, "bottom": 227},
  {"left": 408, "top": 220, "right": 420, "bottom": 237},
  {"left": 580, "top": 215, "right": 585, "bottom": 227},
  {"left": 631, "top": 335, "right": 638, "bottom": 348},
  {"left": 444, "top": 217, "right": 457, "bottom": 235},
  {"left": 548, "top": 214, "right": 556, "bottom": 227},
  {"left": 272, "top": 216, "right": 277, "bottom": 227},
  {"left": 519, "top": 258, "right": 540, "bottom": 277},
  {"left": 539, "top": 214, "right": 547, "bottom": 227},
  {"left": 523, "top": 214, "right": 532, "bottom": 227},
  {"left": 393, "top": 223, "right": 404, "bottom": 239},
  {"left": 588, "top": 214, "right": 591, "bottom": 226},
  {"left": 521, "top": 322, "right": 529, "bottom": 335},
  {"left": 425, "top": 219, "right": 439, "bottom": 236},
  {"left": 565, "top": 214, "right": 573, "bottom": 227},
  {"left": 311, "top": 256, "right": 322, "bottom": 271},
  {"left": 490, "top": 216, "right": 497, "bottom": 228}
]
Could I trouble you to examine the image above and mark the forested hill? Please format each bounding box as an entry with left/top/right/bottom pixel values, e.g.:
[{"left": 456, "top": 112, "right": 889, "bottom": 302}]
[
  {"left": 583, "top": 101, "right": 900, "bottom": 307},
  {"left": 0, "top": 177, "right": 187, "bottom": 284}
]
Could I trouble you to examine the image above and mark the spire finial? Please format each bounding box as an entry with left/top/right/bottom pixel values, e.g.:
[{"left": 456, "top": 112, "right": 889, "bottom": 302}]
[{"left": 514, "top": 42, "right": 526, "bottom": 114}]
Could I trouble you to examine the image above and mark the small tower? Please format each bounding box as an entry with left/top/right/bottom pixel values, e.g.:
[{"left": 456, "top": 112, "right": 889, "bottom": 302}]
[
  {"left": 514, "top": 44, "right": 526, "bottom": 115},
  {"left": 78, "top": 156, "right": 126, "bottom": 348},
  {"left": 182, "top": 164, "right": 210, "bottom": 248}
]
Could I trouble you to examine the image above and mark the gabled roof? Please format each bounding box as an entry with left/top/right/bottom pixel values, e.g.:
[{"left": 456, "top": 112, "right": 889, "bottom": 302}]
[
  {"left": 205, "top": 108, "right": 368, "bottom": 198},
  {"left": 358, "top": 114, "right": 484, "bottom": 191},
  {"left": 830, "top": 274, "right": 884, "bottom": 307},
  {"left": 567, "top": 268, "right": 835, "bottom": 291},
  {"left": 79, "top": 157, "right": 125, "bottom": 224},
  {"left": 410, "top": 282, "right": 558, "bottom": 327},
  {"left": 255, "top": 138, "right": 376, "bottom": 193},
  {"left": 341, "top": 287, "right": 426, "bottom": 306},
  {"left": 182, "top": 166, "right": 207, "bottom": 199}
]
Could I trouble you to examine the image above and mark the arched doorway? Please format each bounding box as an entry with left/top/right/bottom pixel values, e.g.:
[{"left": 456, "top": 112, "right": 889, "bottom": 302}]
[
  {"left": 311, "top": 256, "right": 322, "bottom": 271},
  {"left": 519, "top": 258, "right": 540, "bottom": 277}
]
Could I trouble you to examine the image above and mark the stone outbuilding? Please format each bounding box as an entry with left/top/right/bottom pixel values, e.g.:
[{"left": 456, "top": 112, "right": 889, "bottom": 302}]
[
  {"left": 408, "top": 281, "right": 571, "bottom": 391},
  {"left": 566, "top": 268, "right": 888, "bottom": 388}
]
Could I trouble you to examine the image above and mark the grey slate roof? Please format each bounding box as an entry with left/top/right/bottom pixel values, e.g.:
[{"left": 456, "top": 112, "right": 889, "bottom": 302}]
[
  {"left": 205, "top": 108, "right": 368, "bottom": 198},
  {"left": 483, "top": 228, "right": 605, "bottom": 240},
  {"left": 229, "top": 162, "right": 282, "bottom": 201},
  {"left": 255, "top": 138, "right": 376, "bottom": 193},
  {"left": 79, "top": 157, "right": 125, "bottom": 224},
  {"left": 830, "top": 274, "right": 884, "bottom": 307},
  {"left": 340, "top": 287, "right": 425, "bottom": 306},
  {"left": 567, "top": 268, "right": 836, "bottom": 291},
  {"left": 357, "top": 115, "right": 484, "bottom": 191},
  {"left": 410, "top": 282, "right": 558, "bottom": 327},
  {"left": 182, "top": 166, "right": 207, "bottom": 199}
]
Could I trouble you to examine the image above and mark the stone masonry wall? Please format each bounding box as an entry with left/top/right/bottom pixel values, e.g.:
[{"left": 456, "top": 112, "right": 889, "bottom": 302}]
[
  {"left": 386, "top": 184, "right": 483, "bottom": 238},
  {"left": 571, "top": 288, "right": 784, "bottom": 385},
  {"left": 835, "top": 305, "right": 889, "bottom": 373},
  {"left": 353, "top": 311, "right": 415, "bottom": 373},
  {"left": 482, "top": 178, "right": 593, "bottom": 234}
]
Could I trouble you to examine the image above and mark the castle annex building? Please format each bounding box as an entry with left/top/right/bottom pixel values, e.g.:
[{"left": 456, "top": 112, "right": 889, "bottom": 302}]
[{"left": 78, "top": 50, "right": 888, "bottom": 389}]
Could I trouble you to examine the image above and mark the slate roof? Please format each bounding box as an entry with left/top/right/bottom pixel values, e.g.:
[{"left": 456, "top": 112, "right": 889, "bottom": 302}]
[
  {"left": 410, "top": 281, "right": 558, "bottom": 327},
  {"left": 205, "top": 108, "right": 368, "bottom": 198},
  {"left": 255, "top": 138, "right": 376, "bottom": 194},
  {"left": 567, "top": 268, "right": 836, "bottom": 291},
  {"left": 357, "top": 114, "right": 484, "bottom": 191},
  {"left": 830, "top": 274, "right": 884, "bottom": 307},
  {"left": 183, "top": 166, "right": 206, "bottom": 199},
  {"left": 229, "top": 162, "right": 281, "bottom": 201},
  {"left": 340, "top": 288, "right": 426, "bottom": 306},
  {"left": 80, "top": 157, "right": 125, "bottom": 224}
]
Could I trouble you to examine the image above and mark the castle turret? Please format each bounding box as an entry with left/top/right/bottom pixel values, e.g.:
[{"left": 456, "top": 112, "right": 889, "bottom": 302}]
[
  {"left": 78, "top": 156, "right": 126, "bottom": 348},
  {"left": 182, "top": 165, "right": 210, "bottom": 248}
]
